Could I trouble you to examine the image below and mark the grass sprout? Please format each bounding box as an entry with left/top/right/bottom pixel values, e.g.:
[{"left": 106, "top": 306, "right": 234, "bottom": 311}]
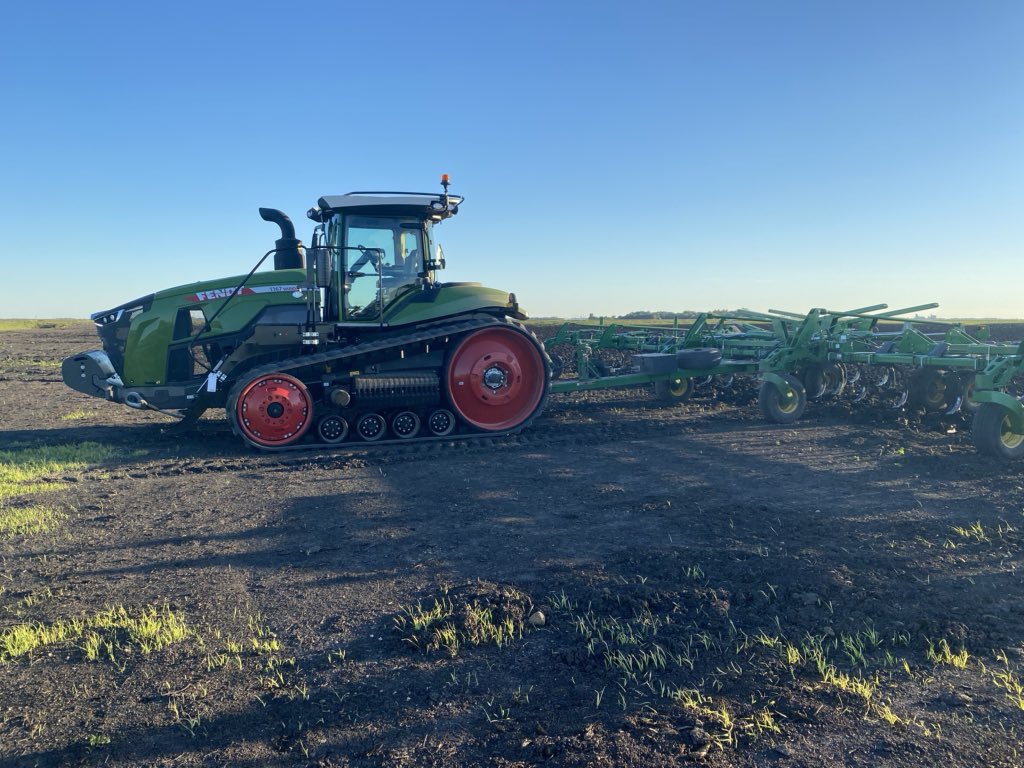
[
  {"left": 0, "top": 504, "right": 66, "bottom": 537},
  {"left": 926, "top": 638, "right": 970, "bottom": 669},
  {"left": 0, "top": 603, "right": 190, "bottom": 663},
  {"left": 394, "top": 589, "right": 530, "bottom": 657}
]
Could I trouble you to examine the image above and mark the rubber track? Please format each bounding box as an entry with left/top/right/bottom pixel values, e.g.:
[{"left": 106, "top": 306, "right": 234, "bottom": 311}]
[
  {"left": 225, "top": 314, "right": 551, "bottom": 452},
  {"left": 137, "top": 404, "right": 709, "bottom": 478}
]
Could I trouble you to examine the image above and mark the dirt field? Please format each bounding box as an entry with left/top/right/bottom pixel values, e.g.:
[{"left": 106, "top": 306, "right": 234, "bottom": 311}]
[{"left": 2, "top": 322, "right": 1024, "bottom": 767}]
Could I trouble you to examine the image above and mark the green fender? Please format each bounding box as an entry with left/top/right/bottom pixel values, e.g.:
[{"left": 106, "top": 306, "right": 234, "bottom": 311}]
[
  {"left": 971, "top": 390, "right": 1024, "bottom": 433},
  {"left": 762, "top": 371, "right": 797, "bottom": 397}
]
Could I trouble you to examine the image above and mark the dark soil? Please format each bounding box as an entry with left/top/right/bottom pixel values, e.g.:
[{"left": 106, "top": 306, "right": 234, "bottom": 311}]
[{"left": 2, "top": 323, "right": 1024, "bottom": 767}]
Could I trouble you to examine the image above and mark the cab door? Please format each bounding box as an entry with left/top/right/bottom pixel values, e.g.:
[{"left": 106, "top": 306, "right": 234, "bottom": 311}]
[{"left": 339, "top": 215, "right": 424, "bottom": 322}]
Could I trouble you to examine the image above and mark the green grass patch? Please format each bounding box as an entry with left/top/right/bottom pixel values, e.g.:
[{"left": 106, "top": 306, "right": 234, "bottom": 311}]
[
  {"left": 547, "top": 581, "right": 941, "bottom": 752},
  {"left": 0, "top": 358, "right": 62, "bottom": 371},
  {"left": 394, "top": 587, "right": 531, "bottom": 657},
  {"left": 926, "top": 638, "right": 970, "bottom": 668},
  {"left": 0, "top": 505, "right": 66, "bottom": 537},
  {"left": 0, "top": 442, "right": 121, "bottom": 502},
  {"left": 60, "top": 410, "right": 94, "bottom": 421},
  {"left": 0, "top": 604, "right": 191, "bottom": 664}
]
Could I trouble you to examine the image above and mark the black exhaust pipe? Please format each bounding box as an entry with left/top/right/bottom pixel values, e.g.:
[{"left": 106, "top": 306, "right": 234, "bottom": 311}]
[{"left": 259, "top": 208, "right": 305, "bottom": 270}]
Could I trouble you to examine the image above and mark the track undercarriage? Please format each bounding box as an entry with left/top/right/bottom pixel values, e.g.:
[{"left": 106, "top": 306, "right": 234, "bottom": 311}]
[{"left": 221, "top": 315, "right": 550, "bottom": 451}]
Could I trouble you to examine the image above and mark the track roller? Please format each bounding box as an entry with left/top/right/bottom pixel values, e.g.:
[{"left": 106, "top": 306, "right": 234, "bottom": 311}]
[
  {"left": 427, "top": 408, "right": 456, "bottom": 436},
  {"left": 317, "top": 414, "right": 349, "bottom": 443},
  {"left": 391, "top": 411, "right": 421, "bottom": 439},
  {"left": 356, "top": 413, "right": 386, "bottom": 441}
]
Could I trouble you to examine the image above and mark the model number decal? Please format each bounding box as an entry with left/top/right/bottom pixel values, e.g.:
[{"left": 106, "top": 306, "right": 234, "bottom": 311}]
[{"left": 187, "top": 285, "right": 300, "bottom": 303}]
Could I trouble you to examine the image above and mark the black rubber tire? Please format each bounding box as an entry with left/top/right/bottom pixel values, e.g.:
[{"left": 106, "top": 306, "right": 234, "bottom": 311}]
[
  {"left": 654, "top": 377, "right": 693, "bottom": 403},
  {"left": 972, "top": 403, "right": 1024, "bottom": 460},
  {"left": 959, "top": 373, "right": 980, "bottom": 415},
  {"left": 759, "top": 374, "right": 807, "bottom": 424},
  {"left": 676, "top": 348, "right": 722, "bottom": 370},
  {"left": 909, "top": 369, "right": 952, "bottom": 412}
]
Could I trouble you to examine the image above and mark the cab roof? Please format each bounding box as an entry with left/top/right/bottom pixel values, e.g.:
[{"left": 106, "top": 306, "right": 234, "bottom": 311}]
[{"left": 307, "top": 191, "right": 464, "bottom": 222}]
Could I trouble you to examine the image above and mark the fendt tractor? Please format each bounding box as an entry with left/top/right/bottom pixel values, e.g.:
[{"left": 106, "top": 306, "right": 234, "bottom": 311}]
[{"left": 63, "top": 177, "right": 552, "bottom": 449}]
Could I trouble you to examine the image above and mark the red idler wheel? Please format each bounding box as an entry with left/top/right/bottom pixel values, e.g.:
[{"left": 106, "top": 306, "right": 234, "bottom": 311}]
[
  {"left": 235, "top": 373, "right": 313, "bottom": 447},
  {"left": 446, "top": 326, "right": 547, "bottom": 431}
]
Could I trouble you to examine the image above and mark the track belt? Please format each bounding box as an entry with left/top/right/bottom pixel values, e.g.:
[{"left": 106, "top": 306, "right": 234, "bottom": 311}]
[{"left": 224, "top": 314, "right": 550, "bottom": 452}]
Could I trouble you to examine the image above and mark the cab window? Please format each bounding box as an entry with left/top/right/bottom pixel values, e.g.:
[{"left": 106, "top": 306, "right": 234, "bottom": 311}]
[{"left": 339, "top": 216, "right": 424, "bottom": 320}]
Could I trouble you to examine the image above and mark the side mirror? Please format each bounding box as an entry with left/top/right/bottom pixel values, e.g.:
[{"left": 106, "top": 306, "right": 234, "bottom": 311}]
[
  {"left": 314, "top": 248, "right": 332, "bottom": 288},
  {"left": 427, "top": 244, "right": 446, "bottom": 271}
]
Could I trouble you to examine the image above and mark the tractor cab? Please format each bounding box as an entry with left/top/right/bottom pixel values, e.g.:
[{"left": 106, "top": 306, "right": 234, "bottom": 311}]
[{"left": 305, "top": 183, "right": 461, "bottom": 324}]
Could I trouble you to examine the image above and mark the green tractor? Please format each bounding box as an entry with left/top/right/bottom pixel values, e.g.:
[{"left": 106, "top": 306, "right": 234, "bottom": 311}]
[{"left": 62, "top": 177, "right": 550, "bottom": 449}]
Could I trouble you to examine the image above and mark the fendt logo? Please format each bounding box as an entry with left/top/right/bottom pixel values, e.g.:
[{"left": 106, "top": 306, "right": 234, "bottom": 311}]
[{"left": 188, "top": 285, "right": 300, "bottom": 303}]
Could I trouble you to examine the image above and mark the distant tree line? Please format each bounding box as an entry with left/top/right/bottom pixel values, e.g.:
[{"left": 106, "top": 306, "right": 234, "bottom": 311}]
[
  {"left": 615, "top": 310, "right": 701, "bottom": 320},
  {"left": 546, "top": 309, "right": 748, "bottom": 322}
]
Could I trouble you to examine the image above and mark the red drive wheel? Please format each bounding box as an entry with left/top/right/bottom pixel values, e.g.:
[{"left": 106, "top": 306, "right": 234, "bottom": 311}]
[
  {"left": 447, "top": 326, "right": 548, "bottom": 431},
  {"left": 234, "top": 373, "right": 313, "bottom": 447}
]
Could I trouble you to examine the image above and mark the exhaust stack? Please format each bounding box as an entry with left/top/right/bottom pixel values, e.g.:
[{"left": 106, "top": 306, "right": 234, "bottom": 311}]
[{"left": 259, "top": 208, "right": 305, "bottom": 270}]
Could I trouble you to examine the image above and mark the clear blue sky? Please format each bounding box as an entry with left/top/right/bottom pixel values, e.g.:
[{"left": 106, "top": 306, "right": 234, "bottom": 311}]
[{"left": 1, "top": 1, "right": 1021, "bottom": 319}]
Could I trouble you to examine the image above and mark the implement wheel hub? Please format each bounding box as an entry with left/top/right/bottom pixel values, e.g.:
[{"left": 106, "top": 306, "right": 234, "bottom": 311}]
[
  {"left": 447, "top": 327, "right": 546, "bottom": 431},
  {"left": 1000, "top": 415, "right": 1024, "bottom": 450},
  {"left": 236, "top": 373, "right": 313, "bottom": 447}
]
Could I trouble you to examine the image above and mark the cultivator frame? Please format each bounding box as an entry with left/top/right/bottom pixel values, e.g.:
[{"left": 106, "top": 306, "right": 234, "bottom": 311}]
[{"left": 546, "top": 304, "right": 1024, "bottom": 460}]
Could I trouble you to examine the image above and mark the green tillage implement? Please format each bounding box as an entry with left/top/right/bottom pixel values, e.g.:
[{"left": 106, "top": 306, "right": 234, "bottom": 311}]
[{"left": 546, "top": 303, "right": 1024, "bottom": 461}]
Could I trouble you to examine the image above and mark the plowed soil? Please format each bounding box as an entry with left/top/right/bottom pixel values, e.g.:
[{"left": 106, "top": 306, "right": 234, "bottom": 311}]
[{"left": 2, "top": 323, "right": 1024, "bottom": 767}]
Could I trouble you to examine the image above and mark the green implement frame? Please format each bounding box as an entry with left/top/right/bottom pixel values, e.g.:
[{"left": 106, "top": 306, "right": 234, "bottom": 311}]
[{"left": 546, "top": 303, "right": 1024, "bottom": 460}]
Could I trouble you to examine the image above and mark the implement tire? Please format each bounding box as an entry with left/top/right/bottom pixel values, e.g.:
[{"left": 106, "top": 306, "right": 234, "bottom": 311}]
[
  {"left": 972, "top": 403, "right": 1024, "bottom": 460},
  {"left": 655, "top": 376, "right": 693, "bottom": 403},
  {"left": 909, "top": 368, "right": 952, "bottom": 413},
  {"left": 759, "top": 374, "right": 807, "bottom": 425}
]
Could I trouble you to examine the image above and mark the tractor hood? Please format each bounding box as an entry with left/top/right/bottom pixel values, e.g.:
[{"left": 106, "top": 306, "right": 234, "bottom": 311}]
[
  {"left": 386, "top": 283, "right": 526, "bottom": 325},
  {"left": 152, "top": 269, "right": 308, "bottom": 306},
  {"left": 83, "top": 269, "right": 308, "bottom": 387}
]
